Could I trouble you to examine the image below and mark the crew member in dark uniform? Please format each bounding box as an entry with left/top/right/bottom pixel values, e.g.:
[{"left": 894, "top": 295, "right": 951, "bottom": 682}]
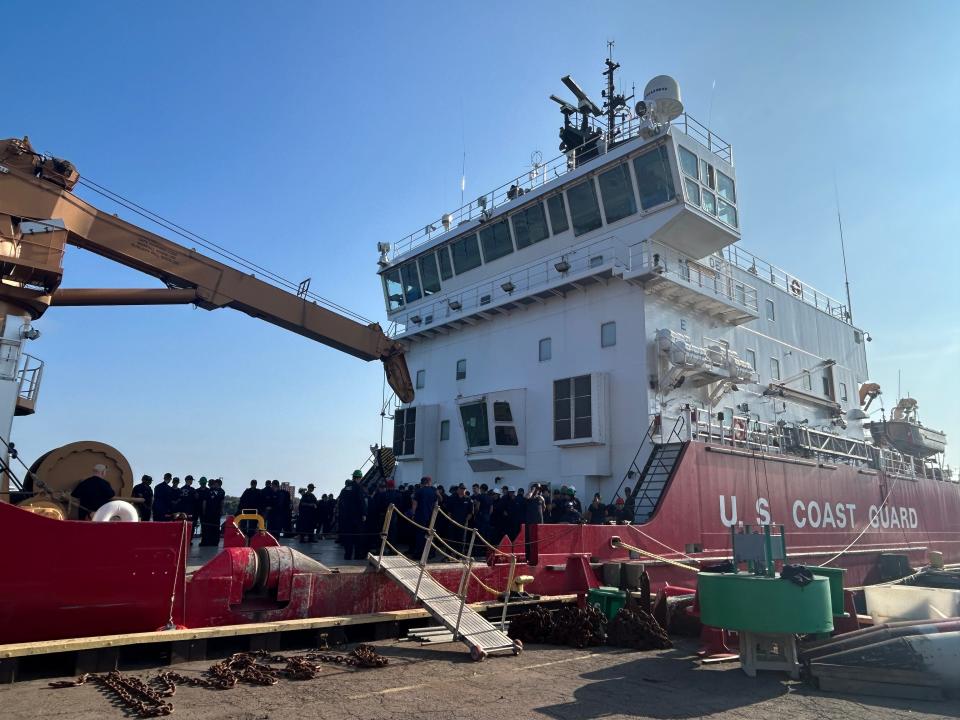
[
  {"left": 272, "top": 480, "right": 291, "bottom": 537},
  {"left": 261, "top": 480, "right": 277, "bottom": 535},
  {"left": 237, "top": 480, "right": 262, "bottom": 537},
  {"left": 296, "top": 484, "right": 318, "bottom": 542},
  {"left": 131, "top": 474, "right": 154, "bottom": 521},
  {"left": 169, "top": 477, "right": 183, "bottom": 520},
  {"left": 153, "top": 473, "right": 173, "bottom": 521},
  {"left": 411, "top": 476, "right": 438, "bottom": 558},
  {"left": 71, "top": 464, "right": 115, "bottom": 520},
  {"left": 195, "top": 477, "right": 211, "bottom": 538},
  {"left": 200, "top": 478, "right": 224, "bottom": 546},
  {"left": 446, "top": 484, "right": 473, "bottom": 554},
  {"left": 339, "top": 471, "right": 367, "bottom": 560},
  {"left": 180, "top": 475, "right": 198, "bottom": 541}
]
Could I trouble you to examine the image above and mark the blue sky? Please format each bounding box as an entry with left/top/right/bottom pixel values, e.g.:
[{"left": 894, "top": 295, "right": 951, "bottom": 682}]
[{"left": 3, "top": 1, "right": 958, "bottom": 495}]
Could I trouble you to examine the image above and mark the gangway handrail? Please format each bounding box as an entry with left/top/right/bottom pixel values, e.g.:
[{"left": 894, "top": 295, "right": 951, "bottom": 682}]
[{"left": 377, "top": 502, "right": 519, "bottom": 641}]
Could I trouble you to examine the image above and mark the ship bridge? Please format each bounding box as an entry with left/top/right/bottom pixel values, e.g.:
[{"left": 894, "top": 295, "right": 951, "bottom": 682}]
[{"left": 380, "top": 113, "right": 756, "bottom": 339}]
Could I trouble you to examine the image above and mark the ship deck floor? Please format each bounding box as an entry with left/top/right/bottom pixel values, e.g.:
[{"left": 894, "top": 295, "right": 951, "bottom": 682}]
[{"left": 5, "top": 637, "right": 957, "bottom": 719}]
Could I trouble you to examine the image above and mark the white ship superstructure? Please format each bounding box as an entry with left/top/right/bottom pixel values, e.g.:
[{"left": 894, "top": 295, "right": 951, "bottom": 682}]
[{"left": 376, "top": 61, "right": 904, "bottom": 497}]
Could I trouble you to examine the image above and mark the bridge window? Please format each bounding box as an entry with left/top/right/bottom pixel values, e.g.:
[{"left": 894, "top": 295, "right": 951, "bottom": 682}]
[
  {"left": 679, "top": 146, "right": 699, "bottom": 179},
  {"left": 400, "top": 262, "right": 422, "bottom": 303},
  {"left": 512, "top": 202, "right": 549, "bottom": 249},
  {"left": 840, "top": 382, "right": 848, "bottom": 401},
  {"left": 684, "top": 178, "right": 700, "bottom": 206},
  {"left": 479, "top": 220, "right": 514, "bottom": 263},
  {"left": 436, "top": 246, "right": 454, "bottom": 280},
  {"left": 416, "top": 369, "right": 425, "bottom": 389},
  {"left": 393, "top": 407, "right": 417, "bottom": 456},
  {"left": 598, "top": 162, "right": 637, "bottom": 223},
  {"left": 383, "top": 268, "right": 404, "bottom": 311},
  {"left": 702, "top": 189, "right": 717, "bottom": 215},
  {"left": 495, "top": 425, "right": 519, "bottom": 446},
  {"left": 451, "top": 233, "right": 482, "bottom": 274},
  {"left": 418, "top": 253, "right": 441, "bottom": 295},
  {"left": 701, "top": 160, "right": 716, "bottom": 190},
  {"left": 459, "top": 401, "right": 490, "bottom": 448},
  {"left": 718, "top": 199, "right": 738, "bottom": 228},
  {"left": 567, "top": 179, "right": 602, "bottom": 236},
  {"left": 456, "top": 358, "right": 467, "bottom": 381},
  {"left": 770, "top": 358, "right": 781, "bottom": 381},
  {"left": 745, "top": 348, "right": 756, "bottom": 369},
  {"left": 547, "top": 194, "right": 569, "bottom": 234},
  {"left": 633, "top": 145, "right": 676, "bottom": 210},
  {"left": 554, "top": 374, "right": 592, "bottom": 441},
  {"left": 717, "top": 171, "right": 736, "bottom": 203},
  {"left": 766, "top": 299, "right": 776, "bottom": 322}
]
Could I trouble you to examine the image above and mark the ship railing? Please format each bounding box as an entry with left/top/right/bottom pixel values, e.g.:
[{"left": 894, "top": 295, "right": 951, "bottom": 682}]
[
  {"left": 681, "top": 408, "right": 783, "bottom": 454},
  {"left": 392, "top": 112, "right": 731, "bottom": 260},
  {"left": 721, "top": 244, "right": 852, "bottom": 325},
  {"left": 628, "top": 239, "right": 759, "bottom": 314},
  {"left": 389, "top": 235, "right": 628, "bottom": 336},
  {"left": 16, "top": 353, "right": 43, "bottom": 405}
]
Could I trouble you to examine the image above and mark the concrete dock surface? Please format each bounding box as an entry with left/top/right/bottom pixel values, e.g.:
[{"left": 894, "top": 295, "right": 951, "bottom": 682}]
[{"left": 5, "top": 638, "right": 957, "bottom": 719}]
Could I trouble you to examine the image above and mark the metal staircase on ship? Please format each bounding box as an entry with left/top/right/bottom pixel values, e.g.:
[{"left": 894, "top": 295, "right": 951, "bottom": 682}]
[{"left": 616, "top": 415, "right": 688, "bottom": 523}]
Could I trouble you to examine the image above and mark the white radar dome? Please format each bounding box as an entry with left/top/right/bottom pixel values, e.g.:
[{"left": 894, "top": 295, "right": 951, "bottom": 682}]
[
  {"left": 643, "top": 75, "right": 683, "bottom": 123},
  {"left": 93, "top": 500, "right": 139, "bottom": 522}
]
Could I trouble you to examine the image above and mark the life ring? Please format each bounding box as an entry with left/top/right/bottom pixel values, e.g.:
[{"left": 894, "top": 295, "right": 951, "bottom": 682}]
[
  {"left": 789, "top": 278, "right": 802, "bottom": 296},
  {"left": 93, "top": 500, "right": 140, "bottom": 522},
  {"left": 733, "top": 418, "right": 747, "bottom": 442}
]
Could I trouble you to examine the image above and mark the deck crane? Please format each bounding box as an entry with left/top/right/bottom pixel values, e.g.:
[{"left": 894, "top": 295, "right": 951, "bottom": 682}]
[{"left": 0, "top": 137, "right": 413, "bottom": 478}]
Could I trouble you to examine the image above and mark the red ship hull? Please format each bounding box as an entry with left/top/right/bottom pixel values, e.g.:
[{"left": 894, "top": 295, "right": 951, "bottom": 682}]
[{"left": 2, "top": 442, "right": 958, "bottom": 645}]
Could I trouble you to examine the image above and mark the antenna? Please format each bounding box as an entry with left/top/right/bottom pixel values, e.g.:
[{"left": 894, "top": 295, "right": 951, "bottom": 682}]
[
  {"left": 833, "top": 174, "right": 854, "bottom": 321},
  {"left": 561, "top": 75, "right": 602, "bottom": 116}
]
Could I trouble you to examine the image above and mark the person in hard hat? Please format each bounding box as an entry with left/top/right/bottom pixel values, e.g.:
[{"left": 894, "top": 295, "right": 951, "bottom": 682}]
[{"left": 71, "top": 464, "right": 115, "bottom": 520}]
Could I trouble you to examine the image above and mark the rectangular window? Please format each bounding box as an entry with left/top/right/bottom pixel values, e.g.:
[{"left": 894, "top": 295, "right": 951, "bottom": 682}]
[
  {"left": 436, "top": 246, "right": 454, "bottom": 280},
  {"left": 415, "top": 369, "right": 425, "bottom": 389},
  {"left": 392, "top": 407, "right": 417, "bottom": 456},
  {"left": 597, "top": 162, "right": 637, "bottom": 224},
  {"left": 770, "top": 358, "right": 781, "bottom": 381},
  {"left": 718, "top": 199, "right": 738, "bottom": 228},
  {"left": 802, "top": 372, "right": 812, "bottom": 391},
  {"left": 745, "top": 349, "right": 756, "bottom": 369},
  {"left": 455, "top": 358, "right": 466, "bottom": 381},
  {"left": 702, "top": 189, "right": 717, "bottom": 215},
  {"left": 539, "top": 337, "right": 551, "bottom": 362},
  {"left": 440, "top": 420, "right": 450, "bottom": 441},
  {"left": 632, "top": 145, "right": 676, "bottom": 210},
  {"left": 383, "top": 268, "right": 404, "bottom": 311},
  {"left": 679, "top": 146, "right": 699, "bottom": 179},
  {"left": 546, "top": 194, "right": 569, "bottom": 234},
  {"left": 840, "top": 382, "right": 848, "bottom": 401},
  {"left": 553, "top": 375, "right": 592, "bottom": 441},
  {"left": 400, "top": 262, "right": 422, "bottom": 303},
  {"left": 717, "top": 171, "right": 736, "bottom": 203},
  {"left": 684, "top": 177, "right": 701, "bottom": 206},
  {"left": 589, "top": 254, "right": 604, "bottom": 268},
  {"left": 566, "top": 179, "right": 603, "bottom": 236},
  {"left": 495, "top": 425, "right": 519, "bottom": 446},
  {"left": 822, "top": 375, "right": 832, "bottom": 398},
  {"left": 701, "top": 160, "right": 715, "bottom": 189},
  {"left": 459, "top": 402, "right": 489, "bottom": 448},
  {"left": 493, "top": 401, "right": 513, "bottom": 422},
  {"left": 601, "top": 321, "right": 616, "bottom": 348},
  {"left": 479, "top": 219, "right": 514, "bottom": 262},
  {"left": 511, "top": 203, "right": 549, "bottom": 249},
  {"left": 450, "top": 233, "right": 482, "bottom": 274},
  {"left": 766, "top": 299, "right": 776, "bottom": 321},
  {"left": 418, "top": 253, "right": 441, "bottom": 295}
]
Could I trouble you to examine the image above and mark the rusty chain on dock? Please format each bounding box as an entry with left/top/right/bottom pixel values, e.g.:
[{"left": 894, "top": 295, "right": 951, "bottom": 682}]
[{"left": 49, "top": 645, "right": 388, "bottom": 718}]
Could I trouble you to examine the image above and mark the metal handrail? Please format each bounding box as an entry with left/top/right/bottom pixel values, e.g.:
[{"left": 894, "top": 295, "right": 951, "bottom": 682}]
[{"left": 392, "top": 112, "right": 732, "bottom": 259}]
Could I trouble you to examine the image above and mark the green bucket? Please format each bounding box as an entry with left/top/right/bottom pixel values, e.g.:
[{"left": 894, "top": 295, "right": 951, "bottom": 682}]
[{"left": 588, "top": 586, "right": 627, "bottom": 620}]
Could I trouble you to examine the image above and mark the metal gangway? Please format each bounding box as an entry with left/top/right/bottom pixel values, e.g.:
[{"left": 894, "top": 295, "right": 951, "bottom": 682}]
[{"left": 369, "top": 503, "right": 522, "bottom": 661}]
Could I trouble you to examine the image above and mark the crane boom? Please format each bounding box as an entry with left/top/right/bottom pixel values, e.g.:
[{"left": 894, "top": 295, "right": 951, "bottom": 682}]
[{"left": 0, "top": 137, "right": 414, "bottom": 402}]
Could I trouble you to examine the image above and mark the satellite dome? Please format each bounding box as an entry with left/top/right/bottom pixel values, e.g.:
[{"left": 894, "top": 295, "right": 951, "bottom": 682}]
[{"left": 643, "top": 75, "right": 683, "bottom": 123}]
